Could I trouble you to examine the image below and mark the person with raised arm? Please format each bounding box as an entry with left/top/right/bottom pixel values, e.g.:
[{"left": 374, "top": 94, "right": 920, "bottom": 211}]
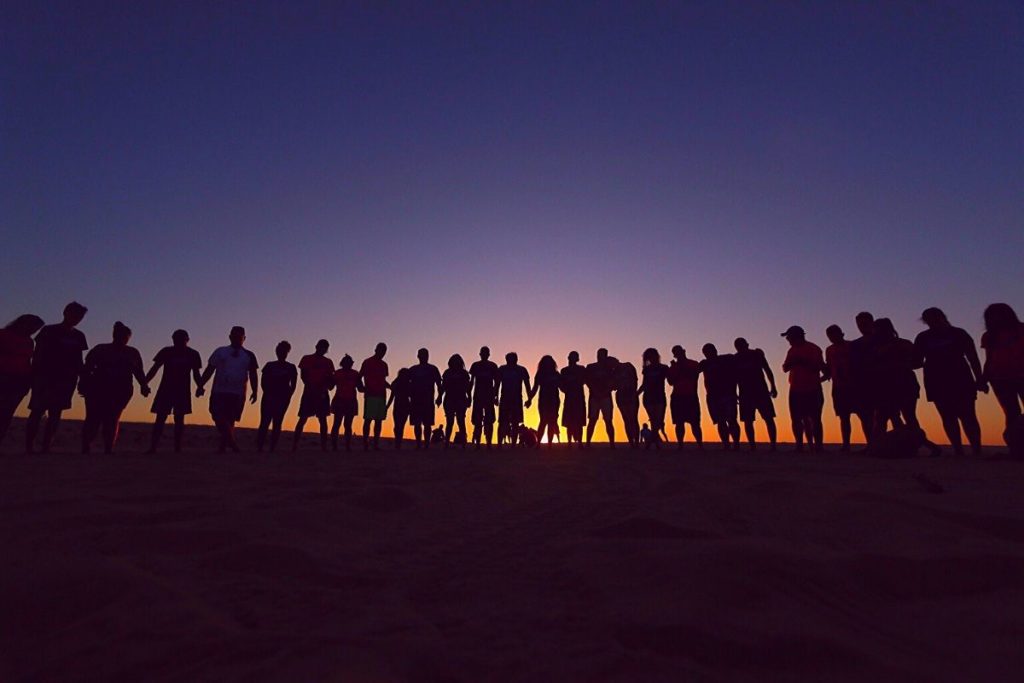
[
  {"left": 559, "top": 351, "right": 587, "bottom": 448},
  {"left": 497, "top": 351, "right": 532, "bottom": 448},
  {"left": 781, "top": 326, "right": 826, "bottom": 452},
  {"left": 468, "top": 346, "right": 499, "bottom": 449},
  {"left": 330, "top": 354, "right": 362, "bottom": 452},
  {"left": 0, "top": 314, "right": 44, "bottom": 450},
  {"left": 527, "top": 354, "right": 561, "bottom": 448},
  {"left": 438, "top": 353, "right": 471, "bottom": 448},
  {"left": 408, "top": 348, "right": 442, "bottom": 450},
  {"left": 359, "top": 342, "right": 390, "bottom": 451},
  {"left": 145, "top": 329, "right": 203, "bottom": 453},
  {"left": 79, "top": 321, "right": 150, "bottom": 454},
  {"left": 666, "top": 345, "right": 701, "bottom": 449},
  {"left": 25, "top": 302, "right": 88, "bottom": 453},
  {"left": 197, "top": 326, "right": 258, "bottom": 454},
  {"left": 733, "top": 337, "right": 778, "bottom": 451},
  {"left": 293, "top": 339, "right": 334, "bottom": 452},
  {"left": 257, "top": 341, "right": 297, "bottom": 452}
]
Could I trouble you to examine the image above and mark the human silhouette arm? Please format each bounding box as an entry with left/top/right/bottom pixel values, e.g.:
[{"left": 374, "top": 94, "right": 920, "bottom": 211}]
[
  {"left": 197, "top": 360, "right": 215, "bottom": 397},
  {"left": 78, "top": 348, "right": 97, "bottom": 397},
  {"left": 522, "top": 370, "right": 533, "bottom": 407},
  {"left": 436, "top": 376, "right": 445, "bottom": 407},
  {"left": 144, "top": 352, "right": 163, "bottom": 384},
  {"left": 132, "top": 350, "right": 151, "bottom": 397},
  {"left": 248, "top": 354, "right": 259, "bottom": 404},
  {"left": 963, "top": 333, "right": 988, "bottom": 392},
  {"left": 760, "top": 352, "right": 778, "bottom": 398}
]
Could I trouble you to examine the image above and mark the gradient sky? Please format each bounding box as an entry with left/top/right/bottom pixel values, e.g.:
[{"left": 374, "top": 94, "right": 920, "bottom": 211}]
[{"left": 2, "top": 1, "right": 1022, "bottom": 442}]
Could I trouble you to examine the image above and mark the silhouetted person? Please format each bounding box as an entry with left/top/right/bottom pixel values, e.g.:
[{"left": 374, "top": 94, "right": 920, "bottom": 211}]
[
  {"left": 198, "top": 326, "right": 258, "bottom": 453},
  {"left": 79, "top": 322, "right": 149, "bottom": 454},
  {"left": 257, "top": 341, "right": 297, "bottom": 452},
  {"left": 144, "top": 329, "right": 203, "bottom": 453},
  {"left": 733, "top": 338, "right": 778, "bottom": 451},
  {"left": 915, "top": 308, "right": 986, "bottom": 457},
  {"left": 359, "top": 342, "right": 390, "bottom": 451},
  {"left": 293, "top": 339, "right": 334, "bottom": 451},
  {"left": 387, "top": 367, "right": 412, "bottom": 449},
  {"left": 527, "top": 355, "right": 561, "bottom": 447},
  {"left": 640, "top": 347, "right": 672, "bottom": 445},
  {"left": 870, "top": 318, "right": 924, "bottom": 441},
  {"left": 559, "top": 351, "right": 587, "bottom": 447},
  {"left": 848, "top": 311, "right": 878, "bottom": 445},
  {"left": 26, "top": 301, "right": 88, "bottom": 453},
  {"left": 497, "top": 352, "right": 532, "bottom": 448},
  {"left": 781, "top": 326, "right": 826, "bottom": 452},
  {"left": 698, "top": 344, "right": 740, "bottom": 449},
  {"left": 330, "top": 354, "right": 362, "bottom": 451},
  {"left": 438, "top": 354, "right": 471, "bottom": 448},
  {"left": 981, "top": 303, "right": 1024, "bottom": 448},
  {"left": 640, "top": 422, "right": 659, "bottom": 450},
  {"left": 823, "top": 325, "right": 856, "bottom": 451},
  {"left": 408, "top": 348, "right": 442, "bottom": 450},
  {"left": 585, "top": 348, "right": 616, "bottom": 447},
  {"left": 614, "top": 360, "right": 640, "bottom": 447},
  {"left": 0, "top": 314, "right": 45, "bottom": 450},
  {"left": 469, "top": 346, "right": 499, "bottom": 448}
]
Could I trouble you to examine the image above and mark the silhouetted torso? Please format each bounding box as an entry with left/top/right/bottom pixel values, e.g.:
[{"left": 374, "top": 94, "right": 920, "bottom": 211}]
[
  {"left": 0, "top": 329, "right": 33, "bottom": 379},
  {"left": 299, "top": 354, "right": 334, "bottom": 392},
  {"left": 733, "top": 348, "right": 769, "bottom": 399},
  {"left": 208, "top": 346, "right": 258, "bottom": 396},
  {"left": 409, "top": 363, "right": 442, "bottom": 408},
  {"left": 825, "top": 340, "right": 852, "bottom": 389},
  {"left": 469, "top": 360, "right": 499, "bottom": 402},
  {"left": 441, "top": 368, "right": 471, "bottom": 412},
  {"left": 152, "top": 346, "right": 202, "bottom": 406},
  {"left": 560, "top": 365, "right": 586, "bottom": 428},
  {"left": 871, "top": 338, "right": 920, "bottom": 405},
  {"left": 642, "top": 362, "right": 669, "bottom": 402},
  {"left": 534, "top": 367, "right": 561, "bottom": 417},
  {"left": 359, "top": 356, "right": 389, "bottom": 398},
  {"left": 784, "top": 341, "right": 825, "bottom": 393},
  {"left": 332, "top": 367, "right": 361, "bottom": 404},
  {"left": 666, "top": 360, "right": 698, "bottom": 398},
  {"left": 981, "top": 322, "right": 1024, "bottom": 383},
  {"left": 698, "top": 354, "right": 738, "bottom": 399},
  {"left": 914, "top": 327, "right": 977, "bottom": 403},
  {"left": 32, "top": 324, "right": 87, "bottom": 388},
  {"left": 262, "top": 360, "right": 297, "bottom": 398},
  {"left": 82, "top": 343, "right": 144, "bottom": 403},
  {"left": 498, "top": 364, "right": 529, "bottom": 406},
  {"left": 585, "top": 361, "right": 614, "bottom": 401},
  {"left": 391, "top": 370, "right": 412, "bottom": 418},
  {"left": 614, "top": 362, "right": 639, "bottom": 407}
]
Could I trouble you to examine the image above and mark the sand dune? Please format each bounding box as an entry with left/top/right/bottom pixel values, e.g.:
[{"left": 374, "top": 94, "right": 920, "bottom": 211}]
[{"left": 2, "top": 420, "right": 1024, "bottom": 681}]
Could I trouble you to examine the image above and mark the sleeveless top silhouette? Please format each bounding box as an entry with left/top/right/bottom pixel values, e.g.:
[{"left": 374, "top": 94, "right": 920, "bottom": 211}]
[
  {"left": 559, "top": 365, "right": 586, "bottom": 428},
  {"left": 534, "top": 367, "right": 561, "bottom": 418}
]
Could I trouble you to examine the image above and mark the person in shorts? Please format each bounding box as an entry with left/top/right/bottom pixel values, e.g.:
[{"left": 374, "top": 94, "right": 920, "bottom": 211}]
[
  {"left": 293, "top": 339, "right": 334, "bottom": 451},
  {"left": 79, "top": 321, "right": 150, "bottom": 454},
  {"left": 469, "top": 347, "right": 499, "bottom": 448},
  {"left": 257, "top": 341, "right": 297, "bottom": 452},
  {"left": 145, "top": 329, "right": 203, "bottom": 453},
  {"left": 438, "top": 353, "right": 471, "bottom": 448},
  {"left": 386, "top": 367, "right": 412, "bottom": 449},
  {"left": 359, "top": 342, "right": 390, "bottom": 451},
  {"left": 667, "top": 345, "right": 702, "bottom": 449},
  {"left": 26, "top": 301, "right": 88, "bottom": 453},
  {"left": 823, "top": 324, "right": 855, "bottom": 451},
  {"left": 330, "top": 354, "right": 362, "bottom": 451},
  {"left": 733, "top": 338, "right": 778, "bottom": 451},
  {"left": 198, "top": 326, "right": 259, "bottom": 453},
  {"left": 497, "top": 352, "right": 531, "bottom": 447},
  {"left": 698, "top": 343, "right": 740, "bottom": 449},
  {"left": 585, "top": 348, "right": 617, "bottom": 448},
  {"left": 408, "top": 348, "right": 442, "bottom": 449},
  {"left": 782, "top": 326, "right": 826, "bottom": 452}
]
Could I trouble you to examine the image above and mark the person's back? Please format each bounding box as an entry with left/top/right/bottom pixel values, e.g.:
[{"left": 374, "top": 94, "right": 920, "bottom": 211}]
[
  {"left": 469, "top": 359, "right": 499, "bottom": 399},
  {"left": 615, "top": 362, "right": 639, "bottom": 403},
  {"left": 734, "top": 348, "right": 768, "bottom": 397},
  {"left": 560, "top": 363, "right": 586, "bottom": 396},
  {"left": 83, "top": 342, "right": 143, "bottom": 400},
  {"left": 153, "top": 345, "right": 202, "bottom": 396},
  {"left": 359, "top": 355, "right": 389, "bottom": 398},
  {"left": 299, "top": 353, "right": 334, "bottom": 392},
  {"left": 784, "top": 340, "right": 825, "bottom": 393},
  {"left": 700, "top": 354, "right": 737, "bottom": 398},
  {"left": 499, "top": 363, "right": 528, "bottom": 404},
  {"left": 333, "top": 367, "right": 361, "bottom": 403},
  {"left": 34, "top": 323, "right": 88, "bottom": 380},
  {"left": 981, "top": 321, "right": 1024, "bottom": 384},
  {"left": 0, "top": 327, "right": 34, "bottom": 378},
  {"left": 209, "top": 344, "right": 258, "bottom": 396},
  {"left": 441, "top": 367, "right": 470, "bottom": 406},
  {"left": 585, "top": 360, "right": 613, "bottom": 400},
  {"left": 262, "top": 359, "right": 297, "bottom": 398},
  {"left": 914, "top": 326, "right": 974, "bottom": 395},
  {"left": 667, "top": 359, "right": 698, "bottom": 397},
  {"left": 825, "top": 339, "right": 852, "bottom": 389},
  {"left": 409, "top": 362, "right": 441, "bottom": 405}
]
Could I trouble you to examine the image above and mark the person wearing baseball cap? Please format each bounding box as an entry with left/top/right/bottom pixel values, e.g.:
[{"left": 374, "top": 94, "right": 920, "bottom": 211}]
[{"left": 781, "top": 325, "right": 826, "bottom": 452}]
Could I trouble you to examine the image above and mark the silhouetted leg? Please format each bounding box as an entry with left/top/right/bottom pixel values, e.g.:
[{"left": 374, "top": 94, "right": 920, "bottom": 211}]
[
  {"left": 372, "top": 419, "right": 382, "bottom": 450},
  {"left": 716, "top": 420, "right": 729, "bottom": 446},
  {"left": 344, "top": 415, "right": 354, "bottom": 451},
  {"left": 103, "top": 407, "right": 122, "bottom": 454},
  {"left": 445, "top": 415, "right": 455, "bottom": 447},
  {"left": 792, "top": 416, "right": 804, "bottom": 451},
  {"left": 82, "top": 410, "right": 100, "bottom": 454},
  {"left": 902, "top": 399, "right": 920, "bottom": 430},
  {"left": 42, "top": 410, "right": 62, "bottom": 453},
  {"left": 936, "top": 404, "right": 963, "bottom": 456},
  {"left": 605, "top": 414, "right": 615, "bottom": 448},
  {"left": 856, "top": 411, "right": 873, "bottom": 445},
  {"left": 257, "top": 411, "right": 270, "bottom": 452},
  {"left": 743, "top": 421, "right": 756, "bottom": 450},
  {"left": 269, "top": 413, "right": 284, "bottom": 452},
  {"left": 394, "top": 418, "right": 406, "bottom": 450},
  {"left": 414, "top": 424, "right": 423, "bottom": 449},
  {"left": 149, "top": 413, "right": 167, "bottom": 453},
  {"left": 457, "top": 414, "right": 467, "bottom": 447},
  {"left": 811, "top": 414, "right": 824, "bottom": 451},
  {"left": 317, "top": 416, "right": 329, "bottom": 451},
  {"left": 486, "top": 421, "right": 494, "bottom": 447},
  {"left": 292, "top": 417, "right": 307, "bottom": 451},
  {"left": 839, "top": 414, "right": 852, "bottom": 451},
  {"left": 331, "top": 415, "right": 342, "bottom": 451},
  {"left": 25, "top": 410, "right": 44, "bottom": 453},
  {"left": 173, "top": 414, "right": 185, "bottom": 453},
  {"left": 961, "top": 404, "right": 982, "bottom": 457},
  {"left": 362, "top": 420, "right": 371, "bottom": 450},
  {"left": 765, "top": 416, "right": 777, "bottom": 451}
]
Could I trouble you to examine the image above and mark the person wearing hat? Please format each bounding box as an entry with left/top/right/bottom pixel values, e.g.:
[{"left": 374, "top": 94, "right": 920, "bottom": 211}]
[
  {"left": 781, "top": 325, "right": 826, "bottom": 452},
  {"left": 79, "top": 321, "right": 150, "bottom": 454}
]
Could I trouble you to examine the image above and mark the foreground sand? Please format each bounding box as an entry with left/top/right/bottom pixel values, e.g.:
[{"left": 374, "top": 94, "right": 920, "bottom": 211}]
[{"left": 2, "top": 421, "right": 1024, "bottom": 682}]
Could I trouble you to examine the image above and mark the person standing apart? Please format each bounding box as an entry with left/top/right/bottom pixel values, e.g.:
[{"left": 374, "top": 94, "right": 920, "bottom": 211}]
[
  {"left": 0, "top": 314, "right": 45, "bottom": 450},
  {"left": 26, "top": 302, "right": 88, "bottom": 453},
  {"left": 781, "top": 326, "right": 826, "bottom": 452},
  {"left": 257, "top": 341, "right": 297, "bottom": 452},
  {"left": 469, "top": 347, "right": 499, "bottom": 449},
  {"left": 733, "top": 338, "right": 778, "bottom": 451},
  {"left": 293, "top": 339, "right": 334, "bottom": 451},
  {"left": 145, "top": 329, "right": 203, "bottom": 453},
  {"left": 198, "top": 326, "right": 258, "bottom": 453},
  {"left": 914, "top": 307, "right": 986, "bottom": 457},
  {"left": 79, "top": 322, "right": 150, "bottom": 454},
  {"left": 359, "top": 343, "right": 390, "bottom": 451}
]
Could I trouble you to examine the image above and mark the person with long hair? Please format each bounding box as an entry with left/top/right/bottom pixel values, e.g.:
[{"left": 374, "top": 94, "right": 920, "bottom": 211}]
[
  {"left": 914, "top": 307, "right": 986, "bottom": 456},
  {"left": 438, "top": 353, "right": 471, "bottom": 448},
  {"left": 26, "top": 301, "right": 88, "bottom": 453},
  {"left": 527, "top": 354, "right": 561, "bottom": 447},
  {"left": 0, "top": 314, "right": 45, "bottom": 449},
  {"left": 614, "top": 359, "right": 641, "bottom": 447},
  {"left": 79, "top": 322, "right": 150, "bottom": 454},
  {"left": 981, "top": 303, "right": 1024, "bottom": 445},
  {"left": 145, "top": 329, "right": 203, "bottom": 453},
  {"left": 870, "top": 318, "right": 924, "bottom": 438},
  {"left": 256, "top": 341, "right": 297, "bottom": 452},
  {"left": 330, "top": 354, "right": 362, "bottom": 452},
  {"left": 639, "top": 347, "right": 669, "bottom": 447},
  {"left": 559, "top": 351, "right": 587, "bottom": 447}
]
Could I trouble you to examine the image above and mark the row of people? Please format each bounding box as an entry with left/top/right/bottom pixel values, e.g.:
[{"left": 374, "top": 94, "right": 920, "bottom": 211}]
[{"left": 0, "top": 302, "right": 1022, "bottom": 455}]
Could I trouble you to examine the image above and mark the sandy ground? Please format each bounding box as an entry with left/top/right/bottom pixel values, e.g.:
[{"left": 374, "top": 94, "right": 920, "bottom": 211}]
[{"left": 2, "top": 420, "right": 1024, "bottom": 682}]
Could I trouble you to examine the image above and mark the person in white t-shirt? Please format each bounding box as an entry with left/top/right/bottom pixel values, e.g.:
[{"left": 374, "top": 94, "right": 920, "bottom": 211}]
[{"left": 197, "top": 326, "right": 258, "bottom": 453}]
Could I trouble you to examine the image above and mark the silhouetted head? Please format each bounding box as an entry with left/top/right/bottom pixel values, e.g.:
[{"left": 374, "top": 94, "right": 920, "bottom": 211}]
[
  {"left": 4, "top": 314, "right": 44, "bottom": 337},
  {"left": 505, "top": 351, "right": 518, "bottom": 366},
  {"left": 315, "top": 339, "right": 330, "bottom": 355},
  {"left": 781, "top": 326, "right": 805, "bottom": 345},
  {"left": 567, "top": 350, "right": 579, "bottom": 365},
  {"left": 855, "top": 312, "right": 874, "bottom": 337},
  {"left": 702, "top": 343, "right": 718, "bottom": 359},
  {"left": 667, "top": 345, "right": 682, "bottom": 361},
  {"left": 597, "top": 348, "right": 608, "bottom": 362},
  {"left": 921, "top": 307, "right": 948, "bottom": 329},
  {"left": 417, "top": 348, "right": 429, "bottom": 364},
  {"left": 480, "top": 346, "right": 490, "bottom": 360},
  {"left": 275, "top": 341, "right": 291, "bottom": 360},
  {"left": 112, "top": 321, "right": 132, "bottom": 345},
  {"left": 374, "top": 342, "right": 387, "bottom": 359},
  {"left": 642, "top": 423, "right": 649, "bottom": 430},
  {"left": 229, "top": 326, "right": 245, "bottom": 348},
  {"left": 538, "top": 354, "right": 557, "bottom": 375},
  {"left": 448, "top": 353, "right": 464, "bottom": 370},
  {"left": 825, "top": 324, "right": 844, "bottom": 344},
  {"left": 984, "top": 303, "right": 1020, "bottom": 335},
  {"left": 642, "top": 347, "right": 661, "bottom": 366},
  {"left": 734, "top": 338, "right": 749, "bottom": 352},
  {"left": 62, "top": 301, "right": 87, "bottom": 327},
  {"left": 340, "top": 354, "right": 354, "bottom": 369},
  {"left": 873, "top": 318, "right": 898, "bottom": 340},
  {"left": 171, "top": 329, "right": 189, "bottom": 346}
]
